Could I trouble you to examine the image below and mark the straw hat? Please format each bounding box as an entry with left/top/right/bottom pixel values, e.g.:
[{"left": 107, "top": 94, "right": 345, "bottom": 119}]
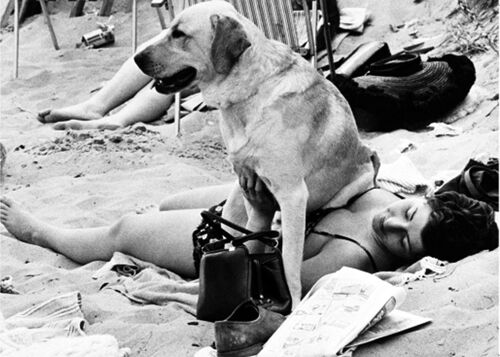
[{"left": 332, "top": 54, "right": 476, "bottom": 132}]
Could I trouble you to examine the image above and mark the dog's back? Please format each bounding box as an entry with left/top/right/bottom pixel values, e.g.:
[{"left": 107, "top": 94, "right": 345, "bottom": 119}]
[{"left": 214, "top": 34, "right": 375, "bottom": 211}]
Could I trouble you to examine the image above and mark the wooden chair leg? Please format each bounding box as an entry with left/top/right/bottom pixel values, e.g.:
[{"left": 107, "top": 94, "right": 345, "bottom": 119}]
[
  {"left": 13, "top": 0, "right": 19, "bottom": 78},
  {"left": 1, "top": 0, "right": 15, "bottom": 28},
  {"left": 319, "top": 0, "right": 334, "bottom": 76},
  {"left": 301, "top": 0, "right": 315, "bottom": 60},
  {"left": 174, "top": 92, "right": 181, "bottom": 137},
  {"left": 19, "top": 0, "right": 33, "bottom": 23},
  {"left": 69, "top": 0, "right": 85, "bottom": 17},
  {"left": 167, "top": 0, "right": 175, "bottom": 19},
  {"left": 99, "top": 0, "right": 114, "bottom": 17},
  {"left": 166, "top": 0, "right": 181, "bottom": 136},
  {"left": 38, "top": 0, "right": 59, "bottom": 50},
  {"left": 131, "top": 0, "right": 137, "bottom": 53},
  {"left": 155, "top": 7, "right": 166, "bottom": 29},
  {"left": 312, "top": 0, "right": 318, "bottom": 68},
  {"left": 125, "top": 0, "right": 133, "bottom": 13}
]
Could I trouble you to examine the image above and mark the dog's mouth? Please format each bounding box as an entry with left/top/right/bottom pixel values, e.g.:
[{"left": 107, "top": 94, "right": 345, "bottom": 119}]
[{"left": 153, "top": 67, "right": 197, "bottom": 94}]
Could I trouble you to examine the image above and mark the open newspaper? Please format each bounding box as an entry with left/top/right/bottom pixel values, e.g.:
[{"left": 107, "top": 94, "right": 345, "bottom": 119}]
[{"left": 258, "top": 267, "right": 410, "bottom": 357}]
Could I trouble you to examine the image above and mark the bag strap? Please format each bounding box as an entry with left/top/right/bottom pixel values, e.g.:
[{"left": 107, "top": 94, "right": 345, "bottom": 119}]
[
  {"left": 232, "top": 230, "right": 280, "bottom": 247},
  {"left": 200, "top": 210, "right": 280, "bottom": 250},
  {"left": 462, "top": 167, "right": 483, "bottom": 199},
  {"left": 201, "top": 210, "right": 252, "bottom": 236},
  {"left": 202, "top": 231, "right": 280, "bottom": 252},
  {"left": 462, "top": 165, "right": 499, "bottom": 201}
]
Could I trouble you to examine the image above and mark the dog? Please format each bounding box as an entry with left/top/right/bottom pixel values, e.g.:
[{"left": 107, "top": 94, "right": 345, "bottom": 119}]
[{"left": 134, "top": 0, "right": 376, "bottom": 308}]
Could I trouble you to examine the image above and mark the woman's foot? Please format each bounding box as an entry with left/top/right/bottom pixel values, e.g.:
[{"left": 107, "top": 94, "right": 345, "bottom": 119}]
[
  {"left": 37, "top": 102, "right": 105, "bottom": 124},
  {"left": 0, "top": 196, "right": 50, "bottom": 247},
  {"left": 52, "top": 118, "right": 122, "bottom": 131}
]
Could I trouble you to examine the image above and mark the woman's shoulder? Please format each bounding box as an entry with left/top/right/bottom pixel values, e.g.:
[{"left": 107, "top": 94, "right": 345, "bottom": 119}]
[{"left": 315, "top": 234, "right": 377, "bottom": 272}]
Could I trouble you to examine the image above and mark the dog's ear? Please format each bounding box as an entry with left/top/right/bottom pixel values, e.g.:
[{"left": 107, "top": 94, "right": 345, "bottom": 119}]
[{"left": 210, "top": 14, "right": 251, "bottom": 75}]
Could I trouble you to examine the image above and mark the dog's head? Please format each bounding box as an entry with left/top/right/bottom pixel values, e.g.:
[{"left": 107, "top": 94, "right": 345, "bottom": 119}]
[{"left": 134, "top": 1, "right": 251, "bottom": 94}]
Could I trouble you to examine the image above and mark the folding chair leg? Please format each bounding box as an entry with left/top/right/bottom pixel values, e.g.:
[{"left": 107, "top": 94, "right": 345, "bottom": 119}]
[
  {"left": 19, "top": 0, "right": 30, "bottom": 23},
  {"left": 156, "top": 7, "right": 167, "bottom": 30},
  {"left": 13, "top": 0, "right": 19, "bottom": 78},
  {"left": 311, "top": 0, "right": 318, "bottom": 68},
  {"left": 319, "top": 0, "right": 334, "bottom": 76},
  {"left": 174, "top": 92, "right": 181, "bottom": 137},
  {"left": 131, "top": 0, "right": 137, "bottom": 53},
  {"left": 69, "top": 0, "right": 86, "bottom": 17},
  {"left": 166, "top": 0, "right": 181, "bottom": 137},
  {"left": 166, "top": 0, "right": 175, "bottom": 19},
  {"left": 99, "top": 0, "right": 114, "bottom": 17},
  {"left": 39, "top": 0, "right": 59, "bottom": 50},
  {"left": 301, "top": 0, "right": 315, "bottom": 60}
]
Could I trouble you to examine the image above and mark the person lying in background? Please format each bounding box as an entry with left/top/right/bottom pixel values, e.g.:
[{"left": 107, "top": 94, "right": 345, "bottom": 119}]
[
  {"left": 37, "top": 31, "right": 200, "bottom": 131},
  {"left": 36, "top": 0, "right": 341, "bottom": 131}
]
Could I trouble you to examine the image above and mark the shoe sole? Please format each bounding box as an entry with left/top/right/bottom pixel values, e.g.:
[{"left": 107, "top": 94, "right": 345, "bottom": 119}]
[{"left": 217, "top": 342, "right": 263, "bottom": 357}]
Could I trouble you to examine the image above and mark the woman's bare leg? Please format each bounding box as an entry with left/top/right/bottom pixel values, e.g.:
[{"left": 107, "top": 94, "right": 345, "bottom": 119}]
[
  {"left": 52, "top": 86, "right": 174, "bottom": 130},
  {"left": 38, "top": 32, "right": 169, "bottom": 125},
  {"left": 0, "top": 196, "right": 199, "bottom": 278}
]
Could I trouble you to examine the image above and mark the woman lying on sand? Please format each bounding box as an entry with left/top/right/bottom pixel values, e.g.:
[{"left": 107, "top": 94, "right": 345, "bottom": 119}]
[{"left": 1, "top": 180, "right": 497, "bottom": 293}]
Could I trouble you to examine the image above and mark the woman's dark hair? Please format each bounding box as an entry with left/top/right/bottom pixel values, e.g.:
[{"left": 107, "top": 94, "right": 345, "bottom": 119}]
[{"left": 422, "top": 191, "right": 498, "bottom": 262}]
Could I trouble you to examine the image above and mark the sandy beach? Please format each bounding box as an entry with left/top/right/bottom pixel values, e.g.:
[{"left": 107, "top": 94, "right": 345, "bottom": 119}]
[{"left": 0, "top": 0, "right": 498, "bottom": 356}]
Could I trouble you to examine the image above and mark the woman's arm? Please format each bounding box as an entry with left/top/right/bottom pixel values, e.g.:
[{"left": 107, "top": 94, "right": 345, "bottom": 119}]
[{"left": 159, "top": 183, "right": 233, "bottom": 211}]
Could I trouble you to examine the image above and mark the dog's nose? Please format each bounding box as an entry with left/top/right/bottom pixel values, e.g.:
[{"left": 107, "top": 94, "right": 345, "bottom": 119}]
[{"left": 134, "top": 49, "right": 154, "bottom": 75}]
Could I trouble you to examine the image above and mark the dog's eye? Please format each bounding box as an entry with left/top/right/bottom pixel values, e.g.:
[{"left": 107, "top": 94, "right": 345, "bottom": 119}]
[{"left": 171, "top": 29, "right": 186, "bottom": 39}]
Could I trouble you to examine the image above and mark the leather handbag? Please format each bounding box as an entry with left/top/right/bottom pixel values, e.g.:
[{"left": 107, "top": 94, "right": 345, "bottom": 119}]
[{"left": 196, "top": 210, "right": 292, "bottom": 322}]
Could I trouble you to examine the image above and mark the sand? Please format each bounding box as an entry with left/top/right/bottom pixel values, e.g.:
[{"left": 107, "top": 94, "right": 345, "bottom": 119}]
[{"left": 0, "top": 0, "right": 498, "bottom": 356}]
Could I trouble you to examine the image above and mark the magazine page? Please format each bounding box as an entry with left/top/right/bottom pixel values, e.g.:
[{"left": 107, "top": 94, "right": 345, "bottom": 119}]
[
  {"left": 258, "top": 267, "right": 406, "bottom": 357},
  {"left": 345, "top": 309, "right": 432, "bottom": 349}
]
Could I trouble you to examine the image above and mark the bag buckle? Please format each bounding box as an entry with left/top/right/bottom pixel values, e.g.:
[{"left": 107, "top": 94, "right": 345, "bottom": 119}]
[{"left": 255, "top": 295, "right": 273, "bottom": 307}]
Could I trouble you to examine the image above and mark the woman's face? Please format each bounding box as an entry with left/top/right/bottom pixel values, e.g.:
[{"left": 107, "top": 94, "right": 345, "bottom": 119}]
[{"left": 372, "top": 198, "right": 431, "bottom": 261}]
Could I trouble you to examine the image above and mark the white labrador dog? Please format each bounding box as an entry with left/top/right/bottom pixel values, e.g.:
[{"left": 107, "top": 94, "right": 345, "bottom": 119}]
[{"left": 134, "top": 1, "right": 377, "bottom": 308}]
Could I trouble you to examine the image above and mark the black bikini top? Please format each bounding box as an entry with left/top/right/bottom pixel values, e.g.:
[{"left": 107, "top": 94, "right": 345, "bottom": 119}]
[{"left": 305, "top": 187, "right": 380, "bottom": 272}]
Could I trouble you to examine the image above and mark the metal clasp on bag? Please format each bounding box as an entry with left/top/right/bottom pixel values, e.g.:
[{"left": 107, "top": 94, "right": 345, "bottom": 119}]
[
  {"left": 254, "top": 295, "right": 273, "bottom": 307},
  {"left": 263, "top": 233, "right": 280, "bottom": 249}
]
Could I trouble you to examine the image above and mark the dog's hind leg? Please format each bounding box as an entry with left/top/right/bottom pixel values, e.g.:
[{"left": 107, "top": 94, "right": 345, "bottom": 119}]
[{"left": 273, "top": 180, "right": 309, "bottom": 310}]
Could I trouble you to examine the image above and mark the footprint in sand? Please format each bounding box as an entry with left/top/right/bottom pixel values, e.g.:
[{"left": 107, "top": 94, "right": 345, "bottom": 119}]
[
  {"left": 76, "top": 196, "right": 108, "bottom": 211},
  {"left": 135, "top": 204, "right": 159, "bottom": 215}
]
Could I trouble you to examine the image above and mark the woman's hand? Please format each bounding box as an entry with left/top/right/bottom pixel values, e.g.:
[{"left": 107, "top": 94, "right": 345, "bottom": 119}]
[
  {"left": 239, "top": 172, "right": 278, "bottom": 216},
  {"left": 241, "top": 174, "right": 278, "bottom": 233}
]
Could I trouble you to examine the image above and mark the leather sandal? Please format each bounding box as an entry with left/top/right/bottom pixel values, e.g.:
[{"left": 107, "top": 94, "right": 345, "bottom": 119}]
[{"left": 214, "top": 300, "right": 286, "bottom": 357}]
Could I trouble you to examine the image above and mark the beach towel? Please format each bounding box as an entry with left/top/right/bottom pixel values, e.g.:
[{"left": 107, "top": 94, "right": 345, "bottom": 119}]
[
  {"left": 0, "top": 291, "right": 130, "bottom": 357},
  {"left": 376, "top": 155, "right": 433, "bottom": 196},
  {"left": 375, "top": 256, "right": 448, "bottom": 286},
  {"left": 93, "top": 252, "right": 199, "bottom": 315}
]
